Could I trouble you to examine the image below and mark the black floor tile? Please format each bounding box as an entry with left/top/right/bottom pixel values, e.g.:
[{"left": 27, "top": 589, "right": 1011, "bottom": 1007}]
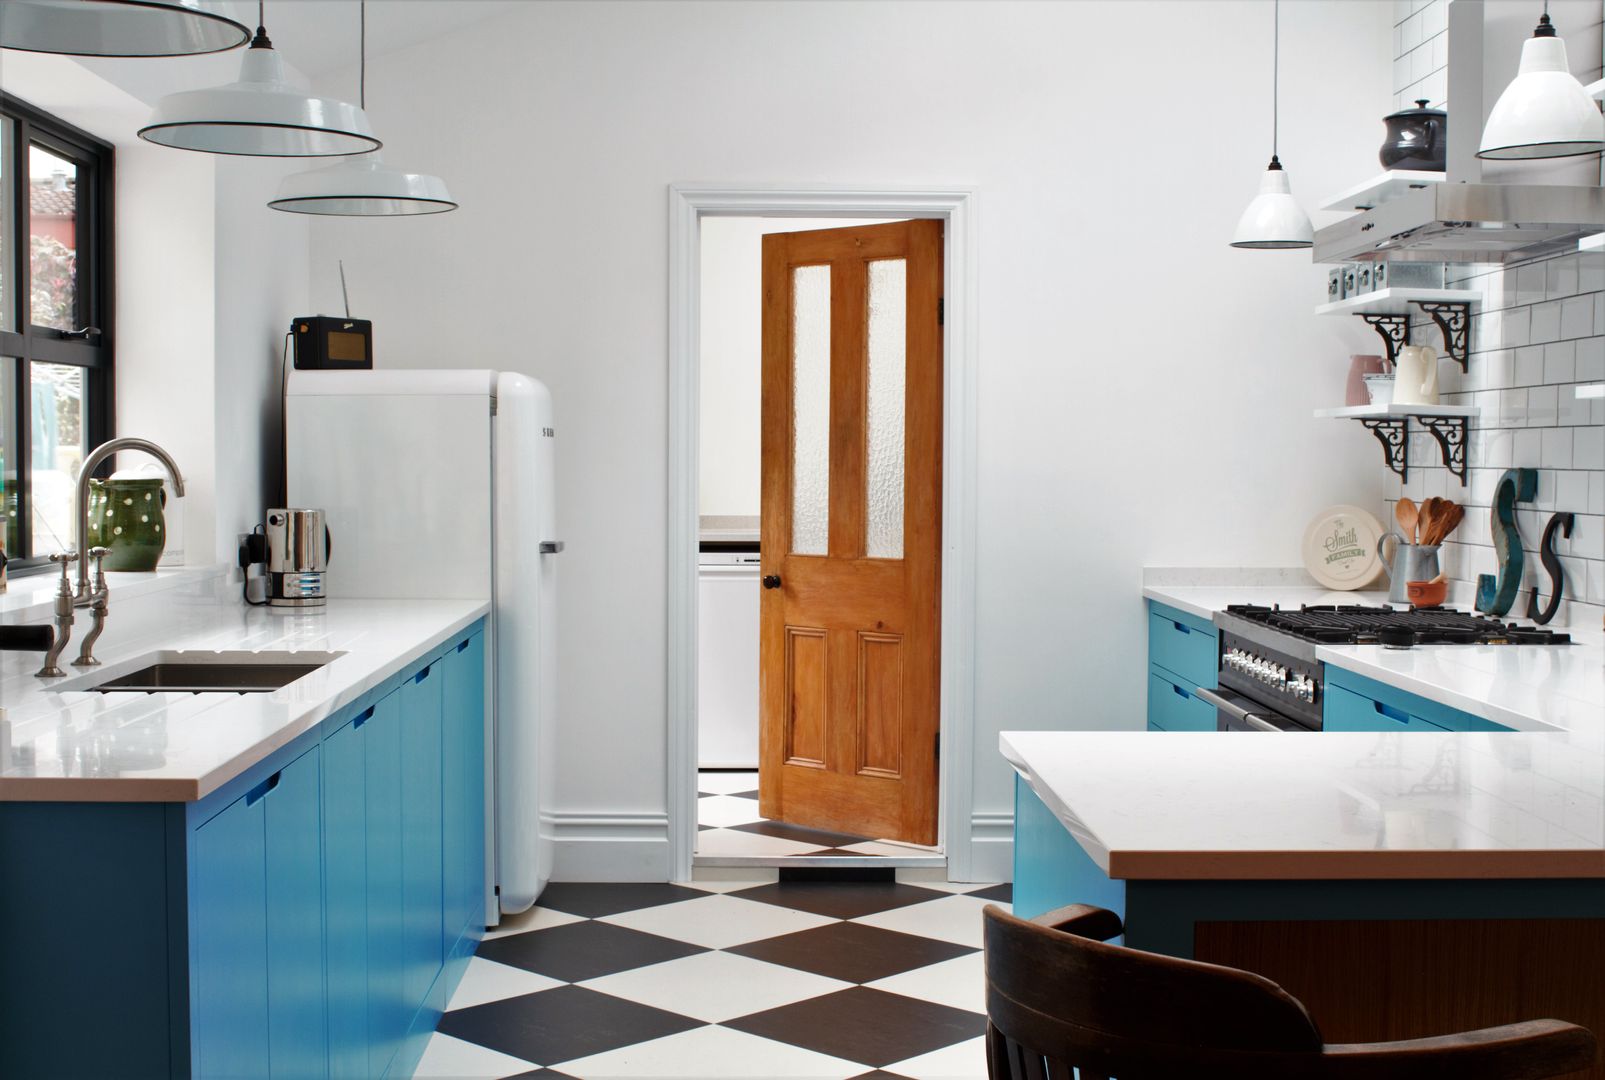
[
  {"left": 780, "top": 866, "right": 895, "bottom": 883},
  {"left": 729, "top": 818, "right": 876, "bottom": 848},
  {"left": 697, "top": 823, "right": 717, "bottom": 831},
  {"left": 439, "top": 986, "right": 703, "bottom": 1067},
  {"left": 725, "top": 987, "right": 985, "bottom": 1068},
  {"left": 729, "top": 789, "right": 760, "bottom": 799},
  {"left": 969, "top": 882, "right": 1012, "bottom": 903},
  {"left": 475, "top": 920, "right": 707, "bottom": 983},
  {"left": 731, "top": 881, "right": 947, "bottom": 920},
  {"left": 726, "top": 920, "right": 975, "bottom": 984},
  {"left": 852, "top": 1073, "right": 915, "bottom": 1079},
  {"left": 798, "top": 847, "right": 884, "bottom": 857},
  {"left": 533, "top": 881, "right": 707, "bottom": 918}
]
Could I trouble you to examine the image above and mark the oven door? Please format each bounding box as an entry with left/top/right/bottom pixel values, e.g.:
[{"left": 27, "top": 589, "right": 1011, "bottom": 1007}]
[{"left": 1194, "top": 686, "right": 1314, "bottom": 732}]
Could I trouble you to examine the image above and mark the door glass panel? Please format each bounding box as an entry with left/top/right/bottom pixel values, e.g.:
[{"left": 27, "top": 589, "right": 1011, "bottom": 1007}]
[
  {"left": 865, "top": 258, "right": 906, "bottom": 559},
  {"left": 0, "top": 118, "right": 14, "bottom": 332},
  {"left": 791, "top": 264, "right": 830, "bottom": 555},
  {"left": 29, "top": 144, "right": 79, "bottom": 333},
  {"left": 30, "top": 362, "right": 86, "bottom": 552}
]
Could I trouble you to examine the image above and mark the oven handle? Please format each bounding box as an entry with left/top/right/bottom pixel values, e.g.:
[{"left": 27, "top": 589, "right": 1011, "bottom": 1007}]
[{"left": 1194, "top": 687, "right": 1283, "bottom": 732}]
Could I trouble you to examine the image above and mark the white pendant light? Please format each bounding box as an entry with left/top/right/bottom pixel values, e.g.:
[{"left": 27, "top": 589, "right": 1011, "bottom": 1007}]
[
  {"left": 0, "top": 0, "right": 250, "bottom": 57},
  {"left": 269, "top": 2, "right": 455, "bottom": 216},
  {"left": 1478, "top": 6, "right": 1605, "bottom": 160},
  {"left": 139, "top": 2, "right": 379, "bottom": 157},
  {"left": 1231, "top": 0, "right": 1313, "bottom": 250}
]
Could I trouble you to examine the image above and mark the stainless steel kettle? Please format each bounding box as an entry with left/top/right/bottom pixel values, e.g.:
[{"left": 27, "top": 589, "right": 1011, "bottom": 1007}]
[{"left": 262, "top": 508, "right": 330, "bottom": 608}]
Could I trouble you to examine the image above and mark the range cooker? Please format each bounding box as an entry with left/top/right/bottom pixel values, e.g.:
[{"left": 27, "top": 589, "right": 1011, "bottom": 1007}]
[{"left": 1197, "top": 605, "right": 1572, "bottom": 733}]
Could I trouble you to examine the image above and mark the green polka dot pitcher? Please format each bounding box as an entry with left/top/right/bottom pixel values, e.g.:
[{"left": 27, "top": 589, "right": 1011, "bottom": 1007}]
[{"left": 87, "top": 477, "right": 167, "bottom": 571}]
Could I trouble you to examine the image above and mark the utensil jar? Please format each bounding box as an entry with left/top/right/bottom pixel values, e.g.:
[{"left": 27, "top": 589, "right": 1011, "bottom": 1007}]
[{"left": 1379, "top": 533, "right": 1440, "bottom": 605}]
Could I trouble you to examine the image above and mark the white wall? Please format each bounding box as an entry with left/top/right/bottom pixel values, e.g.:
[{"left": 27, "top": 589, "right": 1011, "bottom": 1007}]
[
  {"left": 699, "top": 215, "right": 888, "bottom": 519},
  {"left": 308, "top": 0, "right": 1393, "bottom": 878}
]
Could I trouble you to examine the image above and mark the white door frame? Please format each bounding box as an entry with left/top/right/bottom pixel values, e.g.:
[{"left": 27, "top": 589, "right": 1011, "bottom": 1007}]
[{"left": 666, "top": 184, "right": 979, "bottom": 883}]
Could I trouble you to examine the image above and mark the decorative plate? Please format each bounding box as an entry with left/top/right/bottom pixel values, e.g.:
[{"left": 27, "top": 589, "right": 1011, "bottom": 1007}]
[{"left": 1301, "top": 505, "right": 1386, "bottom": 591}]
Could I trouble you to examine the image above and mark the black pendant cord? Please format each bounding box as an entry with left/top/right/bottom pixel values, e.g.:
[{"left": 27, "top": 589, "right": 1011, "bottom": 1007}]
[
  {"left": 1272, "top": 0, "right": 1279, "bottom": 162},
  {"left": 360, "top": 1, "right": 367, "bottom": 110}
]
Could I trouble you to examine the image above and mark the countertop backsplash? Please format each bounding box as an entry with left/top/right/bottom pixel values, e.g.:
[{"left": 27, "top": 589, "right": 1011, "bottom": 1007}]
[{"left": 1383, "top": 250, "right": 1605, "bottom": 629}]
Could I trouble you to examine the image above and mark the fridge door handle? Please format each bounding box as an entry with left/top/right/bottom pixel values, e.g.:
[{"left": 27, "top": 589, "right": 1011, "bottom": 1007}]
[{"left": 539, "top": 540, "right": 565, "bottom": 554}]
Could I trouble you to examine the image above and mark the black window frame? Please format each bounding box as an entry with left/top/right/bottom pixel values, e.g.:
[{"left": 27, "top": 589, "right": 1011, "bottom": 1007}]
[{"left": 0, "top": 91, "right": 116, "bottom": 575}]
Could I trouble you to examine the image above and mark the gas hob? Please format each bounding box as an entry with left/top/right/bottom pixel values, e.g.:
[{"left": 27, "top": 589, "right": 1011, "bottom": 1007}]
[{"left": 1221, "top": 604, "right": 1572, "bottom": 648}]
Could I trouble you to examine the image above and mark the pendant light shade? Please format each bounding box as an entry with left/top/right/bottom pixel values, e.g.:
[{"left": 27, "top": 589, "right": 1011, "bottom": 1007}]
[
  {"left": 1231, "top": 0, "right": 1312, "bottom": 250},
  {"left": 269, "top": 154, "right": 457, "bottom": 216},
  {"left": 0, "top": 0, "right": 250, "bottom": 57},
  {"left": 139, "top": 28, "right": 379, "bottom": 157},
  {"left": 1231, "top": 157, "right": 1315, "bottom": 249},
  {"left": 1478, "top": 12, "right": 1605, "bottom": 160}
]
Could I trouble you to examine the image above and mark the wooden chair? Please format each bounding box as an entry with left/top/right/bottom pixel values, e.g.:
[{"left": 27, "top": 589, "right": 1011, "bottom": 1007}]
[{"left": 983, "top": 903, "right": 1597, "bottom": 1080}]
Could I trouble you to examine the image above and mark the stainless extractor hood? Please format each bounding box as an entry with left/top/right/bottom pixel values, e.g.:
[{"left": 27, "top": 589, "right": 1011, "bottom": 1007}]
[{"left": 1313, "top": 182, "right": 1605, "bottom": 264}]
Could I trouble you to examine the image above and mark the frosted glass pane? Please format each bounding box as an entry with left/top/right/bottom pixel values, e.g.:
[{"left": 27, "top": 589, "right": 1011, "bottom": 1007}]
[
  {"left": 791, "top": 265, "right": 830, "bottom": 555},
  {"left": 866, "top": 259, "right": 905, "bottom": 559}
]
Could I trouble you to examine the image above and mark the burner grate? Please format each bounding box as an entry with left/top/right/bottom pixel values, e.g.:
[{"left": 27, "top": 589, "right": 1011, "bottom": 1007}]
[{"left": 1223, "top": 604, "right": 1571, "bottom": 646}]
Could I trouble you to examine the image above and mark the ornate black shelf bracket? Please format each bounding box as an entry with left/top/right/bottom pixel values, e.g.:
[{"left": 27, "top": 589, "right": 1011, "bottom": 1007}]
[
  {"left": 1418, "top": 414, "right": 1469, "bottom": 485},
  {"left": 1359, "top": 417, "right": 1409, "bottom": 483},
  {"left": 1416, "top": 300, "right": 1471, "bottom": 372},
  {"left": 1359, "top": 314, "right": 1410, "bottom": 367}
]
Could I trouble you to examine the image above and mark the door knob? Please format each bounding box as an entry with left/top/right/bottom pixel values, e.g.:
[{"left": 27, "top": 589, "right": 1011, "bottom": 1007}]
[{"left": 762, "top": 575, "right": 781, "bottom": 590}]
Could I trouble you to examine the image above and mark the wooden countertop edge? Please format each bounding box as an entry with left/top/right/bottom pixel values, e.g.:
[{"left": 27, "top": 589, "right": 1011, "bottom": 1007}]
[
  {"left": 0, "top": 776, "right": 203, "bottom": 802},
  {"left": 1108, "top": 848, "right": 1605, "bottom": 880}
]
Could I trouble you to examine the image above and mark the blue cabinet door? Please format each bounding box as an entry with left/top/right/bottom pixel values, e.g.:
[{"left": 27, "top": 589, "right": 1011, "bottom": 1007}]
[
  {"left": 364, "top": 691, "right": 407, "bottom": 1079},
  {"left": 442, "top": 632, "right": 487, "bottom": 952},
  {"left": 193, "top": 789, "right": 270, "bottom": 1079},
  {"left": 1324, "top": 684, "right": 1447, "bottom": 732},
  {"left": 1147, "top": 670, "right": 1217, "bottom": 732},
  {"left": 265, "top": 746, "right": 327, "bottom": 1080},
  {"left": 401, "top": 658, "right": 445, "bottom": 1011},
  {"left": 324, "top": 711, "right": 370, "bottom": 1080}
]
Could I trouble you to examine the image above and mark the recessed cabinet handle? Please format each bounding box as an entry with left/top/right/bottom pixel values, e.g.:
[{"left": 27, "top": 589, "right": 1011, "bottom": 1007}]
[
  {"left": 1171, "top": 684, "right": 1190, "bottom": 699},
  {"left": 415, "top": 665, "right": 432, "bottom": 683},
  {"left": 1173, "top": 621, "right": 1190, "bottom": 634},
  {"left": 246, "top": 770, "right": 282, "bottom": 805},
  {"left": 353, "top": 706, "right": 374, "bottom": 729},
  {"left": 457, "top": 639, "right": 471, "bottom": 653},
  {"left": 1374, "top": 700, "right": 1409, "bottom": 723}
]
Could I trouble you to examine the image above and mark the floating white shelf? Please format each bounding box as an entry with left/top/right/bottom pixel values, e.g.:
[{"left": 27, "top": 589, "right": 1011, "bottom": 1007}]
[
  {"left": 1317, "top": 170, "right": 1443, "bottom": 214},
  {"left": 1579, "top": 233, "right": 1605, "bottom": 253},
  {"left": 1313, "top": 403, "right": 1479, "bottom": 420},
  {"left": 1578, "top": 383, "right": 1604, "bottom": 400},
  {"left": 1314, "top": 287, "right": 1479, "bottom": 317}
]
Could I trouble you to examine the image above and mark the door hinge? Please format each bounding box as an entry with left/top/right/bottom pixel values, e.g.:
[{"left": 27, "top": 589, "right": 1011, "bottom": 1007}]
[{"left": 937, "top": 297, "right": 945, "bottom": 325}]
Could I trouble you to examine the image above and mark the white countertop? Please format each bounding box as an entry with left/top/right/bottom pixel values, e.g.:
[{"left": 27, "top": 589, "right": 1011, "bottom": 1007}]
[
  {"left": 0, "top": 595, "right": 489, "bottom": 802},
  {"left": 1002, "top": 729, "right": 1605, "bottom": 880},
  {"left": 1144, "top": 583, "right": 1604, "bottom": 735}
]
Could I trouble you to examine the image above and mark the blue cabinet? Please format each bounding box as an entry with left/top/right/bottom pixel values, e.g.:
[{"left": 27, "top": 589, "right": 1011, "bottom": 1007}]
[
  {"left": 1324, "top": 666, "right": 1512, "bottom": 733},
  {"left": 443, "top": 632, "right": 488, "bottom": 955},
  {"left": 366, "top": 686, "right": 409, "bottom": 1077},
  {"left": 323, "top": 707, "right": 370, "bottom": 1080},
  {"left": 402, "top": 658, "right": 446, "bottom": 1013},
  {"left": 1146, "top": 602, "right": 1219, "bottom": 732}
]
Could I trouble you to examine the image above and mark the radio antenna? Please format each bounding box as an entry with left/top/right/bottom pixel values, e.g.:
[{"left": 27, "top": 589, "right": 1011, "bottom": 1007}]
[{"left": 339, "top": 260, "right": 351, "bottom": 318}]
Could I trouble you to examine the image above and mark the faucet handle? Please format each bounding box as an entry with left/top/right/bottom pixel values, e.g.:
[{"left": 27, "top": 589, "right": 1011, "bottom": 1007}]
[
  {"left": 50, "top": 550, "right": 79, "bottom": 564},
  {"left": 88, "top": 547, "right": 110, "bottom": 587}
]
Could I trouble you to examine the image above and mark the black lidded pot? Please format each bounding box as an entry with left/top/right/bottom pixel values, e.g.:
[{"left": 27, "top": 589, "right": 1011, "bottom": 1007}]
[{"left": 1380, "top": 99, "right": 1447, "bottom": 171}]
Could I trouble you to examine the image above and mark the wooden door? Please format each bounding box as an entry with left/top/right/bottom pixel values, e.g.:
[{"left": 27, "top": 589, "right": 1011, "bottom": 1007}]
[{"left": 759, "top": 219, "right": 943, "bottom": 845}]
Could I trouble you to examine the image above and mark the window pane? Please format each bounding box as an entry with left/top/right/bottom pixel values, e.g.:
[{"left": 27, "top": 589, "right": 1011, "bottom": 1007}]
[
  {"left": 0, "top": 119, "right": 14, "bottom": 332},
  {"left": 29, "top": 144, "right": 79, "bottom": 333},
  {"left": 0, "top": 358, "right": 18, "bottom": 559},
  {"left": 30, "top": 362, "right": 86, "bottom": 553},
  {"left": 791, "top": 264, "right": 830, "bottom": 556},
  {"left": 866, "top": 259, "right": 906, "bottom": 559}
]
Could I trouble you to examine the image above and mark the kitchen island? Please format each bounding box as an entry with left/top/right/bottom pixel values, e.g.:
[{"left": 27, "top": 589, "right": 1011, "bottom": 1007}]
[
  {"left": 1005, "top": 729, "right": 1605, "bottom": 1077},
  {"left": 0, "top": 586, "right": 491, "bottom": 1079}
]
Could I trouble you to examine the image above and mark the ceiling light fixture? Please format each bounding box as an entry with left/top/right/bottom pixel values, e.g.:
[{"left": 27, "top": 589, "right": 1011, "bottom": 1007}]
[
  {"left": 1230, "top": 0, "right": 1313, "bottom": 250},
  {"left": 269, "top": 2, "right": 456, "bottom": 216},
  {"left": 139, "top": 1, "right": 379, "bottom": 157},
  {"left": 1478, "top": 2, "right": 1605, "bottom": 160},
  {"left": 0, "top": 0, "right": 250, "bottom": 57}
]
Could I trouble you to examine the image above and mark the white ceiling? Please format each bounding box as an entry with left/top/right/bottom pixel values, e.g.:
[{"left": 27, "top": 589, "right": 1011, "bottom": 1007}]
[{"left": 75, "top": 0, "right": 527, "bottom": 105}]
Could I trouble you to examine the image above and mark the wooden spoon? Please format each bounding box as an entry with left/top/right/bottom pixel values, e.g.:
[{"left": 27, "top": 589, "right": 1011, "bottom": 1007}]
[
  {"left": 1428, "top": 501, "right": 1463, "bottom": 546},
  {"left": 1416, "top": 498, "right": 1439, "bottom": 546},
  {"left": 1395, "top": 497, "right": 1419, "bottom": 545}
]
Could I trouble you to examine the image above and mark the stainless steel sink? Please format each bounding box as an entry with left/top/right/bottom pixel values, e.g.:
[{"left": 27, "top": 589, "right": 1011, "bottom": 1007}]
[{"left": 69, "top": 650, "right": 344, "bottom": 694}]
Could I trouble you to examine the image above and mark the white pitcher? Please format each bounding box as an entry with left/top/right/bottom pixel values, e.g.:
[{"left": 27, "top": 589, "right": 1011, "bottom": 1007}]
[{"left": 1391, "top": 344, "right": 1439, "bottom": 406}]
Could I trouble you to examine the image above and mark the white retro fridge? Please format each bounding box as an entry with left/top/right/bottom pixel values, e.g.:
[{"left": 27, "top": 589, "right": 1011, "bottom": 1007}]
[{"left": 287, "top": 368, "right": 556, "bottom": 920}]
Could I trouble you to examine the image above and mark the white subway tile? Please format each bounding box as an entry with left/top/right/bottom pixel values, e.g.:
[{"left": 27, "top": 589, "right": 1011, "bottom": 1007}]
[
  {"left": 1529, "top": 384, "right": 1560, "bottom": 427},
  {"left": 1430, "top": 30, "right": 1448, "bottom": 72},
  {"left": 1401, "top": 9, "right": 1423, "bottom": 49},
  {"left": 1548, "top": 256, "right": 1580, "bottom": 298},
  {"left": 1531, "top": 300, "right": 1563, "bottom": 343},
  {"left": 1475, "top": 310, "right": 1504, "bottom": 352},
  {"left": 1515, "top": 345, "right": 1546, "bottom": 386},
  {"left": 1516, "top": 263, "right": 1548, "bottom": 306},
  {"left": 1504, "top": 306, "right": 1531, "bottom": 347},
  {"left": 1572, "top": 515, "right": 1604, "bottom": 560},
  {"left": 1545, "top": 340, "right": 1577, "bottom": 384},
  {"left": 1577, "top": 337, "right": 1605, "bottom": 382},
  {"left": 1421, "top": 67, "right": 1447, "bottom": 107},
  {"left": 1576, "top": 424, "right": 1605, "bottom": 469},
  {"left": 1394, "top": 55, "right": 1412, "bottom": 93},
  {"left": 1501, "top": 387, "right": 1528, "bottom": 426},
  {"left": 1483, "top": 427, "right": 1514, "bottom": 468},
  {"left": 1535, "top": 472, "right": 1558, "bottom": 511},
  {"left": 1543, "top": 428, "right": 1575, "bottom": 469},
  {"left": 1560, "top": 385, "right": 1594, "bottom": 426},
  {"left": 1580, "top": 254, "right": 1605, "bottom": 294},
  {"left": 1592, "top": 471, "right": 1605, "bottom": 514},
  {"left": 1588, "top": 560, "right": 1605, "bottom": 604},
  {"left": 1412, "top": 41, "right": 1435, "bottom": 83},
  {"left": 1515, "top": 428, "right": 1543, "bottom": 464},
  {"left": 1595, "top": 292, "right": 1604, "bottom": 333},
  {"left": 1562, "top": 296, "right": 1594, "bottom": 339},
  {"left": 1557, "top": 470, "right": 1590, "bottom": 513},
  {"left": 1422, "top": 0, "right": 1446, "bottom": 37}
]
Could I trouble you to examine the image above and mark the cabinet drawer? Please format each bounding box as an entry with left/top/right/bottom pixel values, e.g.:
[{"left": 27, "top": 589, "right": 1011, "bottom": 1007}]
[
  {"left": 1148, "top": 609, "right": 1218, "bottom": 688},
  {"left": 1325, "top": 666, "right": 1510, "bottom": 732},
  {"left": 1324, "top": 684, "right": 1447, "bottom": 732},
  {"left": 1148, "top": 669, "right": 1217, "bottom": 732}
]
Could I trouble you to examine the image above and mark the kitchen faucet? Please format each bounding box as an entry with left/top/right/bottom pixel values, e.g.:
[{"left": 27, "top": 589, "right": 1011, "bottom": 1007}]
[{"left": 73, "top": 438, "right": 185, "bottom": 603}]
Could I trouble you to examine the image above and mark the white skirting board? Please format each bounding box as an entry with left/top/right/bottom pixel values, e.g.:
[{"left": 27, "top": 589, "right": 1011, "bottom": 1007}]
[
  {"left": 548, "top": 811, "right": 672, "bottom": 882},
  {"left": 967, "top": 812, "right": 1015, "bottom": 884}
]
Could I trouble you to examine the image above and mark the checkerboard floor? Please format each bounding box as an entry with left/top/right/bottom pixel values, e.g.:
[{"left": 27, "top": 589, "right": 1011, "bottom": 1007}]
[
  {"left": 420, "top": 872, "right": 1011, "bottom": 1078},
  {"left": 695, "top": 771, "right": 944, "bottom": 859}
]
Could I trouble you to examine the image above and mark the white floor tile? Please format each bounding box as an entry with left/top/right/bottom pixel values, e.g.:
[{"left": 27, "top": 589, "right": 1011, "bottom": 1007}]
[
  {"left": 694, "top": 828, "right": 826, "bottom": 859},
  {"left": 599, "top": 893, "right": 837, "bottom": 949},
  {"left": 413, "top": 1032, "right": 539, "bottom": 1078},
  {"left": 865, "top": 953, "right": 985, "bottom": 1014},
  {"left": 697, "top": 794, "right": 766, "bottom": 828},
  {"left": 552, "top": 1024, "right": 864, "bottom": 1078},
  {"left": 697, "top": 771, "right": 760, "bottom": 795},
  {"left": 579, "top": 950, "right": 851, "bottom": 1023},
  {"left": 687, "top": 867, "right": 779, "bottom": 892},
  {"left": 446, "top": 957, "right": 564, "bottom": 1010},
  {"left": 894, "top": 870, "right": 988, "bottom": 893},
  {"left": 884, "top": 1035, "right": 989, "bottom": 1079},
  {"left": 482, "top": 904, "right": 586, "bottom": 940},
  {"left": 851, "top": 893, "right": 994, "bottom": 948}
]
